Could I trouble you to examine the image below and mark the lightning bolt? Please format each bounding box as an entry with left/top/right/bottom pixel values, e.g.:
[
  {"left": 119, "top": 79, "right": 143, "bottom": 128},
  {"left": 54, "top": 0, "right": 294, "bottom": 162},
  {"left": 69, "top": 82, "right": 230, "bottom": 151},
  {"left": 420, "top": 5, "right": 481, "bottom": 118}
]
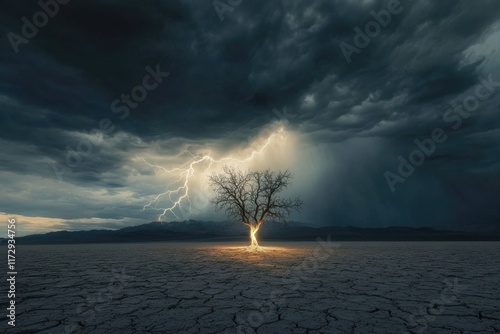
[{"left": 141, "top": 127, "right": 285, "bottom": 221}]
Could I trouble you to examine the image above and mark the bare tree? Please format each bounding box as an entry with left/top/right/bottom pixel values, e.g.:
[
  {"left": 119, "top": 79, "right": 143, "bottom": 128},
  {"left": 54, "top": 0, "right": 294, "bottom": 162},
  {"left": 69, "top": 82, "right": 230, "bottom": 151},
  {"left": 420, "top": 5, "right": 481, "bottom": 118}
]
[{"left": 209, "top": 166, "right": 302, "bottom": 248}]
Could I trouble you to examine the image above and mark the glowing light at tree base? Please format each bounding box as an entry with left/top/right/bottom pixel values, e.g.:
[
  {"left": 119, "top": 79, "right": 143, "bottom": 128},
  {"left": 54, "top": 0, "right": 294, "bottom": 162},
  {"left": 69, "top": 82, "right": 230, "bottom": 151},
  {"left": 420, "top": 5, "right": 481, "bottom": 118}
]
[{"left": 249, "top": 223, "right": 261, "bottom": 249}]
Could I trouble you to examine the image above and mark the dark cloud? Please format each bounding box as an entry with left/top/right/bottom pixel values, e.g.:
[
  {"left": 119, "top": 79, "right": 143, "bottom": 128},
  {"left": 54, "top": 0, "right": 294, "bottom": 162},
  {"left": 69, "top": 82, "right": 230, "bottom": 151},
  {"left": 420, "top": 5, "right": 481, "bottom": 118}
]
[{"left": 1, "top": 0, "right": 499, "bottom": 235}]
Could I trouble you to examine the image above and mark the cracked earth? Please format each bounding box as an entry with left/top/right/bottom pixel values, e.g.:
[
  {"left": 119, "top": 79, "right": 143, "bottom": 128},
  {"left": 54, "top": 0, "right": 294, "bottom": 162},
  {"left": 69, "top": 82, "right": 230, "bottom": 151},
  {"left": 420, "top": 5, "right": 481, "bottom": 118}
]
[{"left": 4, "top": 241, "right": 500, "bottom": 333}]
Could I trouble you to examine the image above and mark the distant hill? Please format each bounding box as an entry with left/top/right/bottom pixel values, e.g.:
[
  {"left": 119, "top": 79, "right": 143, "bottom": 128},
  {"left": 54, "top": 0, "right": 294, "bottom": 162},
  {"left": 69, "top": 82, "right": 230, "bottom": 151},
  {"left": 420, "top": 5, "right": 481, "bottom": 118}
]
[{"left": 2, "top": 220, "right": 499, "bottom": 244}]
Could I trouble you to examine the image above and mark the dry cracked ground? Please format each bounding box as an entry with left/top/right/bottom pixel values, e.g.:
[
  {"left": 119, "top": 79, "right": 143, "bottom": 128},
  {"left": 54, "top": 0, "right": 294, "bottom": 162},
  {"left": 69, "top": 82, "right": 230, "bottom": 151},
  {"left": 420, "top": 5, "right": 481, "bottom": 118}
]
[{"left": 2, "top": 241, "right": 499, "bottom": 333}]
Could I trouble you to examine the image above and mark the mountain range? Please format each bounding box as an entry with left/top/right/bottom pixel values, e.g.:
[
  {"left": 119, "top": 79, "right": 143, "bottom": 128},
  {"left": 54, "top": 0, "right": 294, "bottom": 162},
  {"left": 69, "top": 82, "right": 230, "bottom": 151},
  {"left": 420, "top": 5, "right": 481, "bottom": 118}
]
[{"left": 3, "top": 220, "right": 499, "bottom": 244}]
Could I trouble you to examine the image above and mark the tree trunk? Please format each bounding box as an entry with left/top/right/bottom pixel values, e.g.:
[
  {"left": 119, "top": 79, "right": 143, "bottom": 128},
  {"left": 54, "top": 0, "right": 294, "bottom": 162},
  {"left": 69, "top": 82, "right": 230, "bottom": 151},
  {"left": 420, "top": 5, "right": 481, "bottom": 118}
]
[{"left": 249, "top": 223, "right": 261, "bottom": 248}]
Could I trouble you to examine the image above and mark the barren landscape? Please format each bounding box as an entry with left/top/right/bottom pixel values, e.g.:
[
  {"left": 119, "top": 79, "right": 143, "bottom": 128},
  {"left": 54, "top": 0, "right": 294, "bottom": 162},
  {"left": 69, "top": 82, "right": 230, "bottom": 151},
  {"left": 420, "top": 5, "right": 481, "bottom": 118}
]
[
  {"left": 3, "top": 1, "right": 500, "bottom": 333},
  {"left": 5, "top": 241, "right": 500, "bottom": 333}
]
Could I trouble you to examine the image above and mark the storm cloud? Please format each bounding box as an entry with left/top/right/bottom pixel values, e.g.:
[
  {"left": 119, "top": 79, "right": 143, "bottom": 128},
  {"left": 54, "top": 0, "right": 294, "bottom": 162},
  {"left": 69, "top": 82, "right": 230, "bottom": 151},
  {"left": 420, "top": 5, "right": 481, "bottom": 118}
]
[{"left": 1, "top": 0, "right": 499, "bottom": 236}]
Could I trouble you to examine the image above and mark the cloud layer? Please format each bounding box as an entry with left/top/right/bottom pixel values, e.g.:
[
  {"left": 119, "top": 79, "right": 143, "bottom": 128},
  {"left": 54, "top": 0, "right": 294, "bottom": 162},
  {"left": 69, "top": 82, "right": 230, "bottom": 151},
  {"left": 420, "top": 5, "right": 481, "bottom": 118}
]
[{"left": 1, "top": 0, "right": 499, "bottom": 236}]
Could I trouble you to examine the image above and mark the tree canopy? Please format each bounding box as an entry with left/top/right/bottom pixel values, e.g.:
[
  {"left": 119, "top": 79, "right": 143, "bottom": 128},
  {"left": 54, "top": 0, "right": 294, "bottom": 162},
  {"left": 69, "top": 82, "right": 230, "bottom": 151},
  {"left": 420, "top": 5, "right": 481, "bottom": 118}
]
[{"left": 209, "top": 166, "right": 302, "bottom": 228}]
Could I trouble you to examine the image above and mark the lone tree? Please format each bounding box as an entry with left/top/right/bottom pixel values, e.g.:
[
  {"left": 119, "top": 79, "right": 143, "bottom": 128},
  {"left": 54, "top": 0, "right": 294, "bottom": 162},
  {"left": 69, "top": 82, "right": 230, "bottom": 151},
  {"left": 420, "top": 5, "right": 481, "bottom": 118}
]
[{"left": 209, "top": 166, "right": 302, "bottom": 248}]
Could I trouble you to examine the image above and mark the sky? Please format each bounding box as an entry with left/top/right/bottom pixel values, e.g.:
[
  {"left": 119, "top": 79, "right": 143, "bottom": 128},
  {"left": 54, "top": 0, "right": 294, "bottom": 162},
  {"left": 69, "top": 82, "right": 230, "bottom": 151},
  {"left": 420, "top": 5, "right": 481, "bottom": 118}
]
[{"left": 1, "top": 0, "right": 500, "bottom": 236}]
